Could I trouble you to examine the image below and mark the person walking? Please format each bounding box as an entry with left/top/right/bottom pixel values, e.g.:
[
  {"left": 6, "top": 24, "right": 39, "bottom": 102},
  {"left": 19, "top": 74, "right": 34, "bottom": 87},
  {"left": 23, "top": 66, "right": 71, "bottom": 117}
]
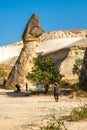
[
  {"left": 15, "top": 83, "right": 21, "bottom": 92},
  {"left": 53, "top": 83, "right": 60, "bottom": 102},
  {"left": 3, "top": 78, "right": 6, "bottom": 87},
  {"left": 25, "top": 82, "right": 28, "bottom": 92}
]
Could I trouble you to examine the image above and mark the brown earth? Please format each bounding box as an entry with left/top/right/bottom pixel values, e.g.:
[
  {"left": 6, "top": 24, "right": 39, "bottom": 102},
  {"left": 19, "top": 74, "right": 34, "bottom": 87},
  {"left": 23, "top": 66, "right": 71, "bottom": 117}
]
[{"left": 0, "top": 88, "right": 87, "bottom": 130}]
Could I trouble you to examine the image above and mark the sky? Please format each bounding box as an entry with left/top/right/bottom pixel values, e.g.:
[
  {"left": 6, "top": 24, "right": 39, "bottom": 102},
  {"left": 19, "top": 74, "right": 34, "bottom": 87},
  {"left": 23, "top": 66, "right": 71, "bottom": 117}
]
[{"left": 0, "top": 0, "right": 87, "bottom": 46}]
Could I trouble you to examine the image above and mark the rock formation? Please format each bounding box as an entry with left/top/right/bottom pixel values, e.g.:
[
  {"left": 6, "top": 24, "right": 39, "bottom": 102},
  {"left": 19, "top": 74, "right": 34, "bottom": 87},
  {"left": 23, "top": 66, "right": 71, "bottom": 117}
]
[
  {"left": 58, "top": 47, "right": 85, "bottom": 79},
  {"left": 22, "top": 13, "right": 43, "bottom": 42},
  {"left": 5, "top": 13, "right": 43, "bottom": 90},
  {"left": 1, "top": 30, "right": 87, "bottom": 66},
  {"left": 79, "top": 48, "right": 87, "bottom": 91},
  {"left": 4, "top": 30, "right": 87, "bottom": 90}
]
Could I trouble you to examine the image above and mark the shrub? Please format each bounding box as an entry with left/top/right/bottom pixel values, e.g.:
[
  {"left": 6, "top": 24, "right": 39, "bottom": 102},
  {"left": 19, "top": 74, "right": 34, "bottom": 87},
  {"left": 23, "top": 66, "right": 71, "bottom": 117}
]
[
  {"left": 60, "top": 80, "right": 70, "bottom": 86},
  {"left": 73, "top": 85, "right": 87, "bottom": 97},
  {"left": 72, "top": 58, "right": 83, "bottom": 76},
  {"left": 70, "top": 104, "right": 87, "bottom": 121},
  {"left": 63, "top": 104, "right": 87, "bottom": 121},
  {"left": 40, "top": 115, "right": 68, "bottom": 130}
]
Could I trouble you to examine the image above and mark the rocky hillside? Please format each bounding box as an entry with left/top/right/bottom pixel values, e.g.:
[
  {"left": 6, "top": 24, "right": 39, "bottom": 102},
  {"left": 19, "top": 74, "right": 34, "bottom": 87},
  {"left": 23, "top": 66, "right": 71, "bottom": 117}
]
[
  {"left": 0, "top": 29, "right": 87, "bottom": 81},
  {"left": 0, "top": 30, "right": 87, "bottom": 65}
]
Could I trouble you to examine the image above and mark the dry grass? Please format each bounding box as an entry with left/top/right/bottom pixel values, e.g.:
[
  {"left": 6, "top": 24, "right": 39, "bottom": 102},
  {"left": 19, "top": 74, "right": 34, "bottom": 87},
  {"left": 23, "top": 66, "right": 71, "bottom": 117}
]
[{"left": 0, "top": 64, "right": 12, "bottom": 83}]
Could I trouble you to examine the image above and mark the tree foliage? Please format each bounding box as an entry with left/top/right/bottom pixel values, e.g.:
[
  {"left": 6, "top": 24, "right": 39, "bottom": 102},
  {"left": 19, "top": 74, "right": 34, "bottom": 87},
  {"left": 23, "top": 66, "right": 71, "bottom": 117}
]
[
  {"left": 72, "top": 58, "right": 83, "bottom": 76},
  {"left": 26, "top": 55, "right": 62, "bottom": 92}
]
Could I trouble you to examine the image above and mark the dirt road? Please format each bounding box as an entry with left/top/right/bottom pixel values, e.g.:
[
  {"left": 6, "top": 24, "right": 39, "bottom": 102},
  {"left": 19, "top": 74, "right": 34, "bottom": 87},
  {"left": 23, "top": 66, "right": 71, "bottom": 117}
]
[{"left": 0, "top": 89, "right": 87, "bottom": 130}]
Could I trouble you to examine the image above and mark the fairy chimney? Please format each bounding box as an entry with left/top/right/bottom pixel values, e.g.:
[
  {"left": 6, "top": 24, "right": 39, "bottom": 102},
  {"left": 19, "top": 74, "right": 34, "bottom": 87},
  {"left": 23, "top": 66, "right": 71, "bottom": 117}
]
[{"left": 5, "top": 13, "right": 43, "bottom": 90}]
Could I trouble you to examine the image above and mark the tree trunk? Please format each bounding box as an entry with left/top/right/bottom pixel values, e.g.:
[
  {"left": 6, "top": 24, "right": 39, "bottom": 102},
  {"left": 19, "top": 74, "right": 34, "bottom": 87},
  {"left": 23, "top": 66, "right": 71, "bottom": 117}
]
[{"left": 44, "top": 84, "right": 49, "bottom": 94}]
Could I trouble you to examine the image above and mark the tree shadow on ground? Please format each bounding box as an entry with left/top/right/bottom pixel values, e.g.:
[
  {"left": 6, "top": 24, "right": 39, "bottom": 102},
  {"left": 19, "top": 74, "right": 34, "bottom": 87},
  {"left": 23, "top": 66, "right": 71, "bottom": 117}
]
[
  {"left": 1, "top": 89, "right": 73, "bottom": 98},
  {"left": 61, "top": 89, "right": 73, "bottom": 96},
  {"left": 30, "top": 89, "right": 73, "bottom": 96},
  {"left": 5, "top": 91, "right": 31, "bottom": 98}
]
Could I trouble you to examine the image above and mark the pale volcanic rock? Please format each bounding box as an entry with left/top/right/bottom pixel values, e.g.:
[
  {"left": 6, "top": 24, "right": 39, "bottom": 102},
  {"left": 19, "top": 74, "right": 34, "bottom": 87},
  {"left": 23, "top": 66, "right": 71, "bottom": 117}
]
[{"left": 5, "top": 13, "right": 44, "bottom": 90}]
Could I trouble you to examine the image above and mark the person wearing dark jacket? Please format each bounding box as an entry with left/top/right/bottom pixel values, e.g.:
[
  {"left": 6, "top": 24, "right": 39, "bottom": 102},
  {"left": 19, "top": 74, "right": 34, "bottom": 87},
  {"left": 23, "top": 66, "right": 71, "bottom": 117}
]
[
  {"left": 53, "top": 83, "right": 60, "bottom": 102},
  {"left": 15, "top": 84, "right": 21, "bottom": 92},
  {"left": 25, "top": 82, "right": 28, "bottom": 91}
]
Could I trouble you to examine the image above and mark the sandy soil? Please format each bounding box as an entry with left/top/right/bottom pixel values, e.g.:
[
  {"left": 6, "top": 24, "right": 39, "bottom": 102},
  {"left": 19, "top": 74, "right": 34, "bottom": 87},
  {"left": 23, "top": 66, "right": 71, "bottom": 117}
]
[{"left": 0, "top": 89, "right": 87, "bottom": 130}]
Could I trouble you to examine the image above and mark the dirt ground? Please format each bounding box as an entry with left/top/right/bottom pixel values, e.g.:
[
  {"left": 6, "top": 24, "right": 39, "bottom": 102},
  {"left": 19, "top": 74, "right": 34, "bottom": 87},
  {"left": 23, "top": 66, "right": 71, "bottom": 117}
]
[{"left": 0, "top": 88, "right": 87, "bottom": 130}]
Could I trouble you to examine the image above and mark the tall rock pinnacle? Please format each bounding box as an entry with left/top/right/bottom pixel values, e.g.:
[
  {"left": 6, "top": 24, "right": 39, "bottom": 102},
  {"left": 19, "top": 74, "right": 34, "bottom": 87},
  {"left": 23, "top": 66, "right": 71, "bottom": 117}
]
[
  {"left": 22, "top": 13, "right": 44, "bottom": 42},
  {"left": 5, "top": 14, "right": 44, "bottom": 90}
]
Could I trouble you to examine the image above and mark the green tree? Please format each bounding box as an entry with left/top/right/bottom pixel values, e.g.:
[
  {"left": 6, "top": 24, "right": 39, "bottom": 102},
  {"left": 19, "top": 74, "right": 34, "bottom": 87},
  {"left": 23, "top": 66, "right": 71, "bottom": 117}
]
[
  {"left": 72, "top": 58, "right": 83, "bottom": 76},
  {"left": 26, "top": 55, "right": 62, "bottom": 93}
]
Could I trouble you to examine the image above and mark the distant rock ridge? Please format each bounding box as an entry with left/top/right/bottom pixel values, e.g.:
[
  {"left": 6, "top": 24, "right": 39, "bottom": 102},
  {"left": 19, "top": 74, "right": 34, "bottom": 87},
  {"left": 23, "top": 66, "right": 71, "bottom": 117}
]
[
  {"left": 0, "top": 41, "right": 23, "bottom": 66},
  {"left": 39, "top": 30, "right": 87, "bottom": 42},
  {"left": 0, "top": 29, "right": 87, "bottom": 48},
  {"left": 0, "top": 41, "right": 23, "bottom": 48},
  {"left": 1, "top": 29, "right": 87, "bottom": 66}
]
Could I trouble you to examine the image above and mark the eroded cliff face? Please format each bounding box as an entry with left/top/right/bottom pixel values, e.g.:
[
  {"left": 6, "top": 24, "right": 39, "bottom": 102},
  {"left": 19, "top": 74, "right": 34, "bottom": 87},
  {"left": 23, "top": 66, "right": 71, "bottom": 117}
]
[
  {"left": 59, "top": 47, "right": 85, "bottom": 79},
  {"left": 79, "top": 48, "right": 87, "bottom": 91},
  {"left": 44, "top": 46, "right": 85, "bottom": 80}
]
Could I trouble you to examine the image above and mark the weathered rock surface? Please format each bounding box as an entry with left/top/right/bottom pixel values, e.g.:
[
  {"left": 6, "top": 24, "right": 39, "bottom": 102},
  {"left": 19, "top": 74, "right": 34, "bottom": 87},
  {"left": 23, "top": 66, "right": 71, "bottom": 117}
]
[
  {"left": 5, "top": 14, "right": 43, "bottom": 90},
  {"left": 22, "top": 13, "right": 44, "bottom": 42},
  {"left": 56, "top": 47, "right": 85, "bottom": 79},
  {"left": 3, "top": 32, "right": 87, "bottom": 90},
  {"left": 79, "top": 48, "right": 87, "bottom": 91}
]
